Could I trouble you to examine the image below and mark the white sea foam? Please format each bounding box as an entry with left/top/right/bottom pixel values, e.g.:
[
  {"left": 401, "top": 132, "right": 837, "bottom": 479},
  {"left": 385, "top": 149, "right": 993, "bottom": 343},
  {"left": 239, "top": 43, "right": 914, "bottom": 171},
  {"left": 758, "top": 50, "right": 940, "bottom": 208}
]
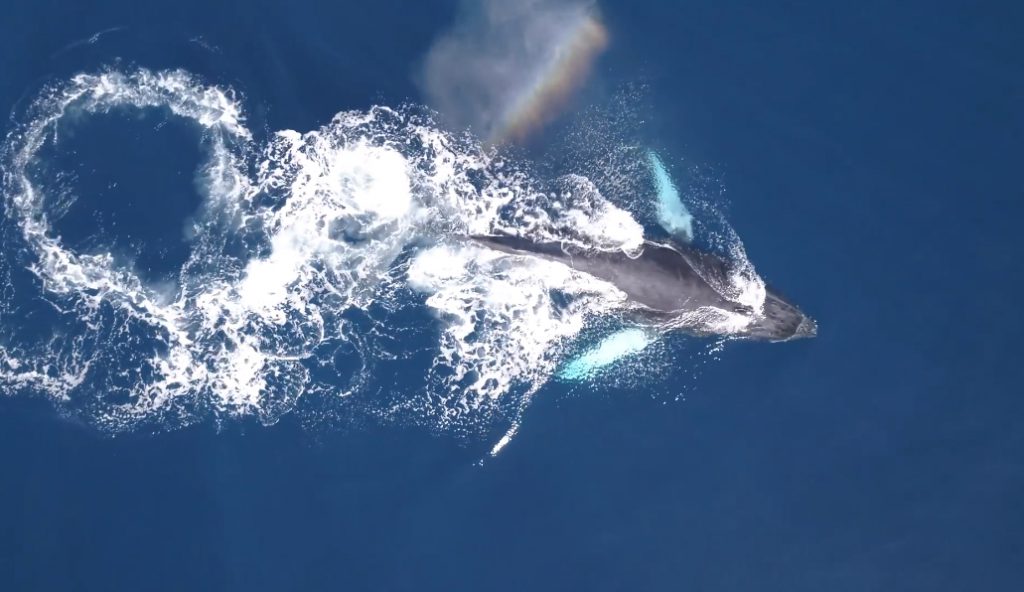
[{"left": 0, "top": 67, "right": 764, "bottom": 449}]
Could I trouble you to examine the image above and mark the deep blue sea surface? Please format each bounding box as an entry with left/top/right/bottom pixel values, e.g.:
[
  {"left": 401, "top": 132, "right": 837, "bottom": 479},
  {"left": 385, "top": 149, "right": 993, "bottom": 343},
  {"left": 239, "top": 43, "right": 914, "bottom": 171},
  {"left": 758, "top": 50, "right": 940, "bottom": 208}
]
[{"left": 1, "top": 1, "right": 1022, "bottom": 590}]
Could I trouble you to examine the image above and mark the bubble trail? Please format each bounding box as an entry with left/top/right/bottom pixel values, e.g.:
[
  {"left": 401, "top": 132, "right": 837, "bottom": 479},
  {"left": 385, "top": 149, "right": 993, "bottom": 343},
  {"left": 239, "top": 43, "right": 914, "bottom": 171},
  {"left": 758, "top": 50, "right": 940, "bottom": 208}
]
[{"left": 0, "top": 67, "right": 760, "bottom": 453}]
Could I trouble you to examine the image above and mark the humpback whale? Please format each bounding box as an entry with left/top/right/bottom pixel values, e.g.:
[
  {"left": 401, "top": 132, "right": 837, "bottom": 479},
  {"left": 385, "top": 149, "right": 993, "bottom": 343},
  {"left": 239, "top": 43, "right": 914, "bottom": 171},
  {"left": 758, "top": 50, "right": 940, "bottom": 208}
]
[{"left": 471, "top": 234, "right": 817, "bottom": 342}]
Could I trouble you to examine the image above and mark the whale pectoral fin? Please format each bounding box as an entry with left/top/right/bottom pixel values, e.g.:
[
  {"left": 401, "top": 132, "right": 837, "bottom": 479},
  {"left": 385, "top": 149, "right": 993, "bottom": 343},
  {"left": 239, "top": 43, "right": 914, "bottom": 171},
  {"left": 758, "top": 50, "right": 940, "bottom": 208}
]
[{"left": 647, "top": 150, "right": 695, "bottom": 243}]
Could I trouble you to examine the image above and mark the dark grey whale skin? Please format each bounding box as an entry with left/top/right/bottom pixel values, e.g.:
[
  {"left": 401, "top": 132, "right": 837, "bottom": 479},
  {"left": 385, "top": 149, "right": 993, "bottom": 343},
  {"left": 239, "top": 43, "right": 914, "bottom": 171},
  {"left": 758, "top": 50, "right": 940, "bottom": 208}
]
[{"left": 471, "top": 234, "right": 816, "bottom": 342}]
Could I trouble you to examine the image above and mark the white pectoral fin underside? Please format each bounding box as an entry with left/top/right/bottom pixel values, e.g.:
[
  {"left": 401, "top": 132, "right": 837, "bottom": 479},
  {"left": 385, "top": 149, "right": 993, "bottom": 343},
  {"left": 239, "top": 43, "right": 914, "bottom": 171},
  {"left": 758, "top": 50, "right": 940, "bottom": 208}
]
[{"left": 647, "top": 150, "right": 695, "bottom": 243}]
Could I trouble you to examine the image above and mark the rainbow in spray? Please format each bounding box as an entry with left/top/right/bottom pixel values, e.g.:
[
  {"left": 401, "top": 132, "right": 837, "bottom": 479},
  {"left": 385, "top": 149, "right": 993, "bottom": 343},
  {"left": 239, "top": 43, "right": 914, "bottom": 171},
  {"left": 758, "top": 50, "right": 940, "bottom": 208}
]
[{"left": 490, "top": 10, "right": 609, "bottom": 144}]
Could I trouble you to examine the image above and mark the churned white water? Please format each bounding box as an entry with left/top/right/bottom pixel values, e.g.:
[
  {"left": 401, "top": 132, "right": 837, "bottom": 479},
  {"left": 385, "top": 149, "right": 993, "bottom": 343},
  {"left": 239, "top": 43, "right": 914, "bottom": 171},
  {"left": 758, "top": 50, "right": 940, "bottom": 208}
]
[{"left": 0, "top": 68, "right": 765, "bottom": 448}]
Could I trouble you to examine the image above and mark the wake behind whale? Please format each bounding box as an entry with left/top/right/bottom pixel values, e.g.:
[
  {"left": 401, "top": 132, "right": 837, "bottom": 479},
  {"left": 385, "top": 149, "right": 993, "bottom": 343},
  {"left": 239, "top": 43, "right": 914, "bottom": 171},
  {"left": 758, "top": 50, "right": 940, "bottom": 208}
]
[{"left": 0, "top": 68, "right": 811, "bottom": 450}]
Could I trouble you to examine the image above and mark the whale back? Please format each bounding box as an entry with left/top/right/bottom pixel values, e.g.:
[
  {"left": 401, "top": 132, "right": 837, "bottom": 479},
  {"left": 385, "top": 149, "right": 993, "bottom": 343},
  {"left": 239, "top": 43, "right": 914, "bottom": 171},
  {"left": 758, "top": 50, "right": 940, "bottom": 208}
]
[
  {"left": 470, "top": 235, "right": 740, "bottom": 314},
  {"left": 470, "top": 234, "right": 816, "bottom": 341}
]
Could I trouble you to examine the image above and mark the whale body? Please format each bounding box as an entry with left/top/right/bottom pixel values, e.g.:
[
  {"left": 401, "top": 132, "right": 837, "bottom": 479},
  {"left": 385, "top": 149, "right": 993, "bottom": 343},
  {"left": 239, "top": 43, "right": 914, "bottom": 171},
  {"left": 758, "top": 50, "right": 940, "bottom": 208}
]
[{"left": 471, "top": 234, "right": 816, "bottom": 342}]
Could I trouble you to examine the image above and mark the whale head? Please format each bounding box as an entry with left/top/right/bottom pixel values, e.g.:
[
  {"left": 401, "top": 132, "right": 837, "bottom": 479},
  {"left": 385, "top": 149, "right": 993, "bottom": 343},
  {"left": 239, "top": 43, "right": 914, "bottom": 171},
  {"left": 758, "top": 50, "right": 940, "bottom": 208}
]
[{"left": 742, "top": 288, "right": 817, "bottom": 342}]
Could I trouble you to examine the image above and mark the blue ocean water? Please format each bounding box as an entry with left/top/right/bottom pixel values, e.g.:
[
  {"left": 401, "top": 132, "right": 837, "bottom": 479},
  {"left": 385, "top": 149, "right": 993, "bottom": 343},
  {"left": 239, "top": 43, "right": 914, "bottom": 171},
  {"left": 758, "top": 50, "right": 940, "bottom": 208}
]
[{"left": 1, "top": 1, "right": 1022, "bottom": 590}]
